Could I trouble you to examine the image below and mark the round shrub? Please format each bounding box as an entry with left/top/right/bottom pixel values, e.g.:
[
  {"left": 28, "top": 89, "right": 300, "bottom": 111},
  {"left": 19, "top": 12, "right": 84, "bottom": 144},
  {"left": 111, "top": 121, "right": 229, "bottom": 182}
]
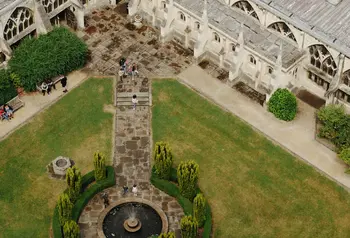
[
  {"left": 268, "top": 88, "right": 297, "bottom": 121},
  {"left": 9, "top": 27, "right": 88, "bottom": 91},
  {"left": 339, "top": 148, "right": 350, "bottom": 166}
]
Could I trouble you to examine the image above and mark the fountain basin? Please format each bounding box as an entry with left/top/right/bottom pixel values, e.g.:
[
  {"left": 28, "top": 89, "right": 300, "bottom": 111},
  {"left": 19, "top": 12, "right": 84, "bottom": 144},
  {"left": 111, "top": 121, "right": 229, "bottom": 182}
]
[{"left": 97, "top": 197, "right": 168, "bottom": 238}]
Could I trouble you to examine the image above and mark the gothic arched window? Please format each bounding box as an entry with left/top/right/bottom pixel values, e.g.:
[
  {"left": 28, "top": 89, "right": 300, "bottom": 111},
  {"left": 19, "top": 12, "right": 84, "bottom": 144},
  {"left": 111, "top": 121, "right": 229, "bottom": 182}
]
[
  {"left": 308, "top": 45, "right": 337, "bottom": 77},
  {"left": 4, "top": 7, "right": 34, "bottom": 41},
  {"left": 268, "top": 22, "right": 297, "bottom": 42},
  {"left": 41, "top": 0, "right": 68, "bottom": 13},
  {"left": 342, "top": 70, "right": 350, "bottom": 87},
  {"left": 232, "top": 1, "right": 259, "bottom": 21},
  {"left": 213, "top": 33, "right": 220, "bottom": 43}
]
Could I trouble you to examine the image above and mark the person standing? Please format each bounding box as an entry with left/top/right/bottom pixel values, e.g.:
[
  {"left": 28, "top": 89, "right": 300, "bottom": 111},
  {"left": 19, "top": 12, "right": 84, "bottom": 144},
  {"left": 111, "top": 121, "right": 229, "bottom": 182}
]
[
  {"left": 132, "top": 185, "right": 138, "bottom": 196},
  {"left": 61, "top": 76, "right": 68, "bottom": 93},
  {"left": 132, "top": 94, "right": 138, "bottom": 110},
  {"left": 41, "top": 82, "right": 48, "bottom": 96}
]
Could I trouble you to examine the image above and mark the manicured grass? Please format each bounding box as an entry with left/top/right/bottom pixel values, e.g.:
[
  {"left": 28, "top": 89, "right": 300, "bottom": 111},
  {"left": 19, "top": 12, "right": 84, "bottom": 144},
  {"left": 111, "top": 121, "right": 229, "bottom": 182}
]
[
  {"left": 0, "top": 78, "right": 113, "bottom": 237},
  {"left": 152, "top": 79, "right": 350, "bottom": 238}
]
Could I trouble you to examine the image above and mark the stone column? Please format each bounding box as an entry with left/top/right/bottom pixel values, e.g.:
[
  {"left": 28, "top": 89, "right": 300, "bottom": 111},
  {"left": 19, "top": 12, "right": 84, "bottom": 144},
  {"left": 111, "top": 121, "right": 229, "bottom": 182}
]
[
  {"left": 229, "top": 24, "right": 244, "bottom": 81},
  {"left": 75, "top": 7, "right": 85, "bottom": 30},
  {"left": 160, "top": 0, "right": 175, "bottom": 43},
  {"left": 34, "top": 0, "right": 53, "bottom": 34},
  {"left": 255, "top": 59, "right": 264, "bottom": 90},
  {"left": 0, "top": 38, "right": 12, "bottom": 60},
  {"left": 152, "top": 7, "right": 157, "bottom": 27},
  {"left": 219, "top": 47, "right": 225, "bottom": 68},
  {"left": 184, "top": 26, "right": 191, "bottom": 49},
  {"left": 128, "top": 0, "right": 140, "bottom": 17},
  {"left": 194, "top": 0, "right": 209, "bottom": 59},
  {"left": 325, "top": 53, "right": 345, "bottom": 104}
]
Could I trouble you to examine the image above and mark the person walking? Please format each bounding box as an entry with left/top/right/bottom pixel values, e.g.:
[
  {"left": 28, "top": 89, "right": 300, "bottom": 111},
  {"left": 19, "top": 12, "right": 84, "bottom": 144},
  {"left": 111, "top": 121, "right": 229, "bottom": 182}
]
[
  {"left": 132, "top": 184, "right": 138, "bottom": 196},
  {"left": 132, "top": 94, "right": 138, "bottom": 110},
  {"left": 131, "top": 63, "right": 139, "bottom": 80},
  {"left": 61, "top": 76, "right": 68, "bottom": 93}
]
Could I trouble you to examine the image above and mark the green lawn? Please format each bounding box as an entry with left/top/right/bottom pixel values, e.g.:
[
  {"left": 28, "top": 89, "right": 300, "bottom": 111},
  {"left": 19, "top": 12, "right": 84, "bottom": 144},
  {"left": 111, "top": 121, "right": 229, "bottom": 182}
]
[
  {"left": 0, "top": 78, "right": 113, "bottom": 237},
  {"left": 152, "top": 79, "right": 350, "bottom": 238}
]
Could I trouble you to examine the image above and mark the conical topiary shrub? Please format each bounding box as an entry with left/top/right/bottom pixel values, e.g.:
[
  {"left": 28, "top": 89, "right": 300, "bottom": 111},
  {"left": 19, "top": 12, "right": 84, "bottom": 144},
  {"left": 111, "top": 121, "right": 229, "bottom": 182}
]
[
  {"left": 63, "top": 220, "right": 80, "bottom": 238},
  {"left": 57, "top": 193, "right": 73, "bottom": 226},
  {"left": 154, "top": 142, "right": 173, "bottom": 180},
  {"left": 177, "top": 160, "right": 199, "bottom": 200},
  {"left": 66, "top": 166, "right": 82, "bottom": 202},
  {"left": 93, "top": 151, "right": 106, "bottom": 181},
  {"left": 158, "top": 232, "right": 175, "bottom": 238},
  {"left": 193, "top": 193, "right": 206, "bottom": 227},
  {"left": 181, "top": 215, "right": 198, "bottom": 238}
]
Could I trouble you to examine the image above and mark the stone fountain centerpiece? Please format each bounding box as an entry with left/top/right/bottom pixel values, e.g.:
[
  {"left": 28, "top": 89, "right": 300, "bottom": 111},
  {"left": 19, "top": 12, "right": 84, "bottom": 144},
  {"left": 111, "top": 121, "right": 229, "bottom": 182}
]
[
  {"left": 98, "top": 197, "right": 168, "bottom": 238},
  {"left": 46, "top": 156, "right": 73, "bottom": 179}
]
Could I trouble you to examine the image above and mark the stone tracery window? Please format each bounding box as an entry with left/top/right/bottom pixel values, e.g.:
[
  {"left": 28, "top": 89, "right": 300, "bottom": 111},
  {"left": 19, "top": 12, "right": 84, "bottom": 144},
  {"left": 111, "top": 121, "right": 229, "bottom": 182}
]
[
  {"left": 4, "top": 7, "right": 34, "bottom": 41},
  {"left": 41, "top": 0, "right": 68, "bottom": 13},
  {"left": 342, "top": 70, "right": 350, "bottom": 87},
  {"left": 308, "top": 45, "right": 337, "bottom": 77},
  {"left": 268, "top": 22, "right": 297, "bottom": 42},
  {"left": 232, "top": 1, "right": 259, "bottom": 21}
]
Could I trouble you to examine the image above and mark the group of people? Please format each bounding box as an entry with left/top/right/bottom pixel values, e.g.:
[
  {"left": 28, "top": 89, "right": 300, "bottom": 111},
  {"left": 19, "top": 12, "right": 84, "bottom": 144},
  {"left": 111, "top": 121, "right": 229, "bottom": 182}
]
[
  {"left": 118, "top": 57, "right": 139, "bottom": 80},
  {"left": 122, "top": 184, "right": 138, "bottom": 196},
  {"left": 0, "top": 104, "right": 14, "bottom": 121},
  {"left": 40, "top": 75, "right": 68, "bottom": 96}
]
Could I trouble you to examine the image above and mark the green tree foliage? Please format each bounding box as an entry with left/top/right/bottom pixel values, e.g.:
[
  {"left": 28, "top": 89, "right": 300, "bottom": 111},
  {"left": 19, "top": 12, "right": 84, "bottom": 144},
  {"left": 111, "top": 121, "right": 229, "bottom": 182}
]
[
  {"left": 317, "top": 104, "right": 350, "bottom": 150},
  {"left": 8, "top": 27, "right": 88, "bottom": 91},
  {"left": 268, "top": 88, "right": 297, "bottom": 121},
  {"left": 63, "top": 220, "right": 80, "bottom": 238},
  {"left": 66, "top": 166, "right": 82, "bottom": 202},
  {"left": 158, "top": 232, "right": 175, "bottom": 238},
  {"left": 57, "top": 193, "right": 73, "bottom": 226},
  {"left": 193, "top": 193, "right": 206, "bottom": 227},
  {"left": 93, "top": 151, "right": 106, "bottom": 181},
  {"left": 339, "top": 148, "right": 350, "bottom": 166},
  {"left": 177, "top": 160, "right": 199, "bottom": 200},
  {"left": 154, "top": 142, "right": 173, "bottom": 180},
  {"left": 0, "top": 69, "right": 17, "bottom": 105},
  {"left": 181, "top": 215, "right": 198, "bottom": 238}
]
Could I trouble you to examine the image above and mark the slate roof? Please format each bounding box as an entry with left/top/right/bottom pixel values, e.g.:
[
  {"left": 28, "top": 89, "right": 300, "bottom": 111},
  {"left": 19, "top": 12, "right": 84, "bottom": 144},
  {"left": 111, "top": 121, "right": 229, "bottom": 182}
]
[
  {"left": 174, "top": 0, "right": 305, "bottom": 68},
  {"left": 249, "top": 0, "right": 350, "bottom": 58},
  {"left": 0, "top": 0, "right": 17, "bottom": 11}
]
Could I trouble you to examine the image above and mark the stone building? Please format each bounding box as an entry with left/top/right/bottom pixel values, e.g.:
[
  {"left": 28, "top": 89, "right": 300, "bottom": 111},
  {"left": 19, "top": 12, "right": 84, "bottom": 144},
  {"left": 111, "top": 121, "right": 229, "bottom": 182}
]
[
  {"left": 132, "top": 0, "right": 350, "bottom": 110},
  {"left": 2, "top": 0, "right": 350, "bottom": 110}
]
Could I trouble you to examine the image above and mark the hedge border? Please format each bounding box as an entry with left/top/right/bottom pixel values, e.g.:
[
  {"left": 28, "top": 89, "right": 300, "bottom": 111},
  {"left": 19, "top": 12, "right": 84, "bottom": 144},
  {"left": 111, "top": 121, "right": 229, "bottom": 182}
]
[
  {"left": 52, "top": 166, "right": 116, "bottom": 238},
  {"left": 151, "top": 167, "right": 212, "bottom": 237}
]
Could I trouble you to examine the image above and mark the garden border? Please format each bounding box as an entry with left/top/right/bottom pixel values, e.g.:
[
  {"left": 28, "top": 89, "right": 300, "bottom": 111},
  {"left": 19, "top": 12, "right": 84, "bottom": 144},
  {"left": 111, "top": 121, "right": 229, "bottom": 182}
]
[{"left": 52, "top": 166, "right": 116, "bottom": 238}]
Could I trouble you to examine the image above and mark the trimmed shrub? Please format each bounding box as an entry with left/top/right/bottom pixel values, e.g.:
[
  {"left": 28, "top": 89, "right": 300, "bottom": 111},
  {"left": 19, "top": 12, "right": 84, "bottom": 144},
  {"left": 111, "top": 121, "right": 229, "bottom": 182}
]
[
  {"left": 57, "top": 193, "right": 73, "bottom": 226},
  {"left": 63, "top": 220, "right": 80, "bottom": 238},
  {"left": 268, "top": 88, "right": 297, "bottom": 121},
  {"left": 339, "top": 148, "right": 350, "bottom": 166},
  {"left": 52, "top": 166, "right": 116, "bottom": 238},
  {"left": 181, "top": 215, "right": 198, "bottom": 238},
  {"left": 193, "top": 193, "right": 206, "bottom": 227},
  {"left": 154, "top": 142, "right": 173, "bottom": 180},
  {"left": 93, "top": 151, "right": 106, "bottom": 181},
  {"left": 72, "top": 166, "right": 116, "bottom": 220},
  {"left": 8, "top": 27, "right": 88, "bottom": 91},
  {"left": 0, "top": 69, "right": 17, "bottom": 105},
  {"left": 66, "top": 166, "right": 82, "bottom": 203},
  {"left": 317, "top": 104, "right": 350, "bottom": 150},
  {"left": 158, "top": 232, "right": 175, "bottom": 238},
  {"left": 177, "top": 160, "right": 199, "bottom": 200}
]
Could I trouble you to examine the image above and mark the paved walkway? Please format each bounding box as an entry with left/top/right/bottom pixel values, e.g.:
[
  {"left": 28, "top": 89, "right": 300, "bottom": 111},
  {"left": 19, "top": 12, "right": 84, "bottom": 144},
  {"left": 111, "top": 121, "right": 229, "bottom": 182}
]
[
  {"left": 178, "top": 65, "right": 350, "bottom": 190},
  {"left": 0, "top": 70, "right": 88, "bottom": 140}
]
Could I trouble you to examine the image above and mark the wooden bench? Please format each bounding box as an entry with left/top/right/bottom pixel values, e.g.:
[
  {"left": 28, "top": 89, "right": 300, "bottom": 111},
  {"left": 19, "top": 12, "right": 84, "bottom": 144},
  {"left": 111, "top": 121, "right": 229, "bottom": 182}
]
[
  {"left": 36, "top": 75, "right": 64, "bottom": 91},
  {"left": 7, "top": 95, "right": 25, "bottom": 112}
]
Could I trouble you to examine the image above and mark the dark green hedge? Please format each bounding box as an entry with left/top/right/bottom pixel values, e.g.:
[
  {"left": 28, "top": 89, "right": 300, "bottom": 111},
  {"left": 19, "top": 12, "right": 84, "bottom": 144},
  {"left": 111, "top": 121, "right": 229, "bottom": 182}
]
[
  {"left": 0, "top": 69, "right": 17, "bottom": 105},
  {"left": 9, "top": 27, "right": 88, "bottom": 91},
  {"left": 151, "top": 167, "right": 212, "bottom": 237},
  {"left": 52, "top": 166, "right": 116, "bottom": 238},
  {"left": 268, "top": 88, "right": 297, "bottom": 121}
]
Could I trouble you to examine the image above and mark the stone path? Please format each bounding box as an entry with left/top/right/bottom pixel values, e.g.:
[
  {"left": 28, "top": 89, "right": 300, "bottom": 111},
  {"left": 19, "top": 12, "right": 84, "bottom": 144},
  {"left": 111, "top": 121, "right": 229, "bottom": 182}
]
[
  {"left": 0, "top": 70, "right": 88, "bottom": 141},
  {"left": 78, "top": 6, "right": 193, "bottom": 236}
]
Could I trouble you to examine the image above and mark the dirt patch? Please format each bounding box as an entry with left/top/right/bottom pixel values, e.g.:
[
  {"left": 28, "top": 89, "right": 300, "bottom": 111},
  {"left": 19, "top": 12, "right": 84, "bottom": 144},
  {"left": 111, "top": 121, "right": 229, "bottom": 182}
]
[
  {"left": 115, "top": 3, "right": 128, "bottom": 16},
  {"left": 217, "top": 70, "right": 229, "bottom": 81},
  {"left": 297, "top": 89, "right": 325, "bottom": 109},
  {"left": 85, "top": 26, "right": 97, "bottom": 35},
  {"left": 125, "top": 22, "right": 136, "bottom": 31},
  {"left": 199, "top": 60, "right": 209, "bottom": 69},
  {"left": 234, "top": 82, "right": 266, "bottom": 106},
  {"left": 158, "top": 91, "right": 169, "bottom": 102},
  {"left": 103, "top": 104, "right": 115, "bottom": 114}
]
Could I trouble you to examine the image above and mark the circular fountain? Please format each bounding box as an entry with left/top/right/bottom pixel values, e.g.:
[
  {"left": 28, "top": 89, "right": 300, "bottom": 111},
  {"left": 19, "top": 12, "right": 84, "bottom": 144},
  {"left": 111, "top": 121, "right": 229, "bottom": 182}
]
[{"left": 97, "top": 198, "right": 168, "bottom": 238}]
